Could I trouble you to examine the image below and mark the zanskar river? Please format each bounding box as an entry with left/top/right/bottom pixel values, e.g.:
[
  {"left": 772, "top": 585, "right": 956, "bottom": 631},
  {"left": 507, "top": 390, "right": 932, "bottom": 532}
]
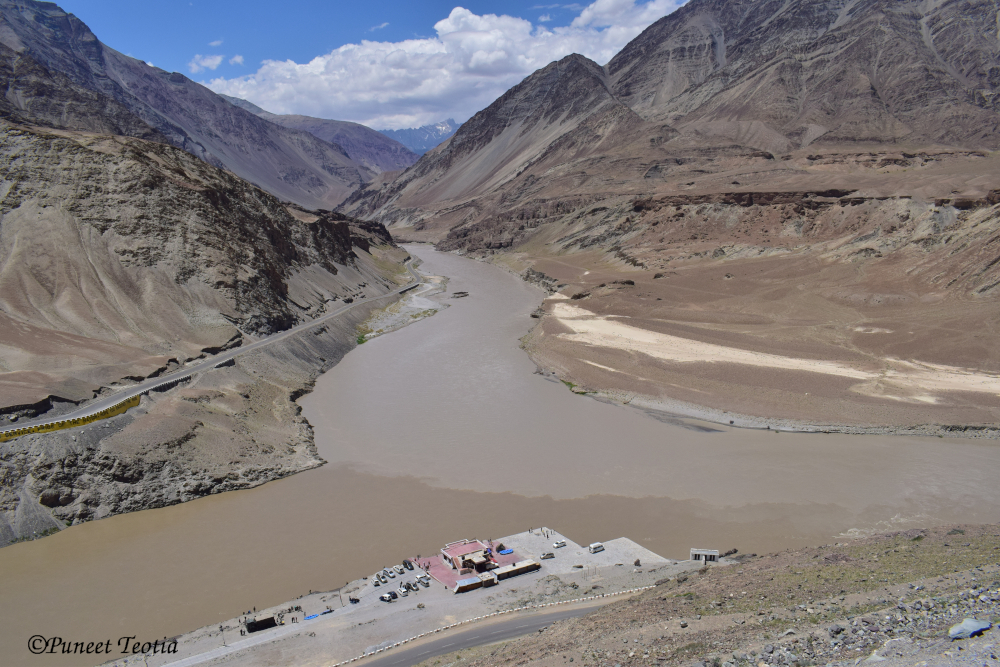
[{"left": 2, "top": 245, "right": 999, "bottom": 665}]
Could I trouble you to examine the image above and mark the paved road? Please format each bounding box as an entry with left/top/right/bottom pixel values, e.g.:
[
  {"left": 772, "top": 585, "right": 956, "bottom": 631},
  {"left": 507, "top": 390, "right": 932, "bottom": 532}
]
[
  {"left": 161, "top": 601, "right": 603, "bottom": 667},
  {"left": 358, "top": 604, "right": 602, "bottom": 667},
  {"left": 0, "top": 261, "right": 422, "bottom": 436}
]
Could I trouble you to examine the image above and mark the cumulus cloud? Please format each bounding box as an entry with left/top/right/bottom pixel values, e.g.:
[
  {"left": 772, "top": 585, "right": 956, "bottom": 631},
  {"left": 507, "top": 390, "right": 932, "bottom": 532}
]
[
  {"left": 206, "top": 0, "right": 684, "bottom": 129},
  {"left": 370, "top": 22, "right": 389, "bottom": 31},
  {"left": 209, "top": 39, "right": 223, "bottom": 47},
  {"left": 229, "top": 54, "right": 244, "bottom": 65},
  {"left": 538, "top": 13, "right": 553, "bottom": 22},
  {"left": 188, "top": 54, "right": 224, "bottom": 73}
]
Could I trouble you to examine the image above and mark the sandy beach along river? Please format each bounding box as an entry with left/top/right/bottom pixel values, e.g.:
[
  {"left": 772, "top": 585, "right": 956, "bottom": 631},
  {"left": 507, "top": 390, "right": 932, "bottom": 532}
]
[{"left": 0, "top": 245, "right": 998, "bottom": 666}]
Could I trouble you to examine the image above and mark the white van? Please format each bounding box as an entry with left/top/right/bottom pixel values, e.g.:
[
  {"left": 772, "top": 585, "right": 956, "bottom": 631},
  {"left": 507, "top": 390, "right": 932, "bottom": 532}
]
[{"left": 588, "top": 542, "right": 605, "bottom": 554}]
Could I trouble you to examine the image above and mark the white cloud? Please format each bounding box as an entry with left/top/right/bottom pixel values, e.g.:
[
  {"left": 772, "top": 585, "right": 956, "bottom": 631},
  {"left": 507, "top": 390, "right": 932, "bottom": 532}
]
[
  {"left": 229, "top": 54, "right": 244, "bottom": 65},
  {"left": 538, "top": 13, "right": 553, "bottom": 22},
  {"left": 209, "top": 39, "right": 223, "bottom": 47},
  {"left": 206, "top": 0, "right": 685, "bottom": 129},
  {"left": 188, "top": 54, "right": 224, "bottom": 73},
  {"left": 370, "top": 22, "right": 389, "bottom": 31}
]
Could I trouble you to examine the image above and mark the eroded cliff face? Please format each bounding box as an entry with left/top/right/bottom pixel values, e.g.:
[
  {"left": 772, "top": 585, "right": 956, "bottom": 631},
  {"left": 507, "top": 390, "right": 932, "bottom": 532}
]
[
  {"left": 0, "top": 120, "right": 411, "bottom": 544},
  {"left": 0, "top": 42, "right": 167, "bottom": 141},
  {"left": 0, "top": 121, "right": 398, "bottom": 404}
]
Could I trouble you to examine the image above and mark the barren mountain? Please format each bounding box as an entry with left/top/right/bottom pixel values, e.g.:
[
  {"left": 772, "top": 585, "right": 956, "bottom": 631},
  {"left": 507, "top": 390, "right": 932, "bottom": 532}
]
[
  {"left": 607, "top": 0, "right": 1000, "bottom": 150},
  {"left": 0, "top": 42, "right": 167, "bottom": 141},
  {"left": 0, "top": 117, "right": 410, "bottom": 542},
  {"left": 0, "top": 0, "right": 374, "bottom": 208},
  {"left": 0, "top": 118, "right": 402, "bottom": 410},
  {"left": 344, "top": 0, "right": 1000, "bottom": 429},
  {"left": 220, "top": 94, "right": 419, "bottom": 174}
]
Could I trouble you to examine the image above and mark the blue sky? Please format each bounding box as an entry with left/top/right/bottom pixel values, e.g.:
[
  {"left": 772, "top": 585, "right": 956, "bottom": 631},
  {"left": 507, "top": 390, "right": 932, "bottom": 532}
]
[{"left": 57, "top": 1, "right": 685, "bottom": 129}]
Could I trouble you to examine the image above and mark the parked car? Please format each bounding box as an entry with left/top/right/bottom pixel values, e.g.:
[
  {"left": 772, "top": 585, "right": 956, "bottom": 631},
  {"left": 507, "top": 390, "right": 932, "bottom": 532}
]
[
  {"left": 393, "top": 565, "right": 405, "bottom": 575},
  {"left": 379, "top": 573, "right": 388, "bottom": 583},
  {"left": 417, "top": 576, "right": 430, "bottom": 587},
  {"left": 403, "top": 559, "right": 414, "bottom": 571},
  {"left": 397, "top": 586, "right": 408, "bottom": 597},
  {"left": 540, "top": 552, "right": 555, "bottom": 560},
  {"left": 379, "top": 594, "right": 392, "bottom": 603},
  {"left": 373, "top": 578, "right": 381, "bottom": 586},
  {"left": 588, "top": 542, "right": 605, "bottom": 554},
  {"left": 384, "top": 568, "right": 395, "bottom": 579},
  {"left": 553, "top": 540, "right": 567, "bottom": 548},
  {"left": 388, "top": 590, "right": 398, "bottom": 599}
]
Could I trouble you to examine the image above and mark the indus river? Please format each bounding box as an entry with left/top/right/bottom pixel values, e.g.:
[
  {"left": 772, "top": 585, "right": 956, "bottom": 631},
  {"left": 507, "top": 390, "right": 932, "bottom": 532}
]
[{"left": 1, "top": 246, "right": 998, "bottom": 665}]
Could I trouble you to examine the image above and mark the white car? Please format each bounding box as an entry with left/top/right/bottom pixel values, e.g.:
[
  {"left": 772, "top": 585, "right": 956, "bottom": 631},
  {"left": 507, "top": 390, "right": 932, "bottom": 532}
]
[
  {"left": 393, "top": 565, "right": 405, "bottom": 575},
  {"left": 418, "top": 577, "right": 430, "bottom": 587},
  {"left": 384, "top": 568, "right": 395, "bottom": 579},
  {"left": 553, "top": 540, "right": 567, "bottom": 548},
  {"left": 397, "top": 586, "right": 409, "bottom": 597}
]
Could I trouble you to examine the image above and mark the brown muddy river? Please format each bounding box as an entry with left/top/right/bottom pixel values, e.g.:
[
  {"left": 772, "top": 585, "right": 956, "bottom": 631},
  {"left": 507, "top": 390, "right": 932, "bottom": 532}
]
[{"left": 1, "top": 245, "right": 998, "bottom": 665}]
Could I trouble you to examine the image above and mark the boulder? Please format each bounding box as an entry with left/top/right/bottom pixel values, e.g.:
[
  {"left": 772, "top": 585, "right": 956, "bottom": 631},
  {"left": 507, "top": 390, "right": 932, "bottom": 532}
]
[{"left": 948, "top": 618, "right": 991, "bottom": 639}]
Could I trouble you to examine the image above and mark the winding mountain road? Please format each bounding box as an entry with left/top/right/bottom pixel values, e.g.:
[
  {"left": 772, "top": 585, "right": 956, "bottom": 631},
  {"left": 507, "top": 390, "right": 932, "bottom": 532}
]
[
  {"left": 357, "top": 603, "right": 602, "bottom": 667},
  {"left": 161, "top": 599, "right": 606, "bottom": 667},
  {"left": 0, "top": 260, "right": 422, "bottom": 436}
]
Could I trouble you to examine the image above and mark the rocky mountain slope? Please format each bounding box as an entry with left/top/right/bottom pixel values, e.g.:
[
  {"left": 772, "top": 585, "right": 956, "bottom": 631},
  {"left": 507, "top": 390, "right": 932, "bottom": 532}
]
[
  {"left": 0, "top": 112, "right": 409, "bottom": 543},
  {"left": 345, "top": 0, "right": 1000, "bottom": 236},
  {"left": 220, "top": 94, "right": 419, "bottom": 174},
  {"left": 0, "top": 0, "right": 374, "bottom": 208},
  {"left": 0, "top": 42, "right": 167, "bottom": 141},
  {"left": 378, "top": 118, "right": 459, "bottom": 155},
  {"left": 340, "top": 53, "right": 644, "bottom": 230},
  {"left": 342, "top": 0, "right": 1000, "bottom": 430},
  {"left": 606, "top": 0, "right": 1000, "bottom": 150}
]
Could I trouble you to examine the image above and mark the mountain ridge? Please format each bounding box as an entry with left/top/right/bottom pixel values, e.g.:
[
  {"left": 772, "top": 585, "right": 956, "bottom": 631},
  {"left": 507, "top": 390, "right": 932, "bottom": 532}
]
[
  {"left": 219, "top": 94, "right": 419, "bottom": 175},
  {"left": 0, "top": 0, "right": 373, "bottom": 208}
]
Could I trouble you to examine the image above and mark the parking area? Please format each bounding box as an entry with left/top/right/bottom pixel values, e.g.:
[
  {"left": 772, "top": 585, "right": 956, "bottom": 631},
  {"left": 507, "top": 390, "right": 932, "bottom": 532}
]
[
  {"left": 148, "top": 529, "right": 712, "bottom": 667},
  {"left": 500, "top": 528, "right": 673, "bottom": 576}
]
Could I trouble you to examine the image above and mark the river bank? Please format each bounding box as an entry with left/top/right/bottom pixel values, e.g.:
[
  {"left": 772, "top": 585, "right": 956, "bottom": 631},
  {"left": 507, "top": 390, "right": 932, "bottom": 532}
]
[
  {"left": 470, "top": 247, "right": 1000, "bottom": 437},
  {"left": 2, "top": 245, "right": 999, "bottom": 667},
  {"left": 0, "top": 244, "right": 412, "bottom": 547}
]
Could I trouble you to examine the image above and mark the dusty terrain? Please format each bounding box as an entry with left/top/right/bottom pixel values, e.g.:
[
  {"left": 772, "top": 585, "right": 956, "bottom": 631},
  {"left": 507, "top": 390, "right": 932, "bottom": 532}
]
[
  {"left": 341, "top": 0, "right": 1000, "bottom": 430},
  {"left": 418, "top": 524, "right": 1000, "bottom": 667},
  {"left": 0, "top": 118, "right": 414, "bottom": 543}
]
